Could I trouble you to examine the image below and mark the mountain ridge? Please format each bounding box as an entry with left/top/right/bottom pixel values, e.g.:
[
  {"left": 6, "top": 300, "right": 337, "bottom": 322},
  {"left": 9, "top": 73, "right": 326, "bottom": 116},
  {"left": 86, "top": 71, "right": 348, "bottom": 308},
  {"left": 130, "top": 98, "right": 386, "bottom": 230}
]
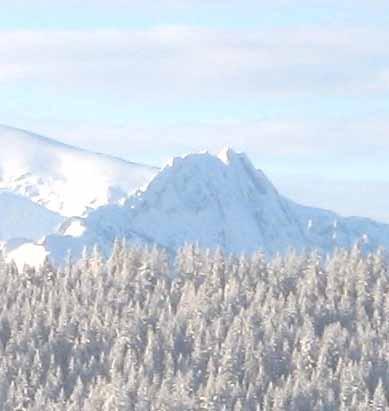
[
  {"left": 34, "top": 147, "right": 389, "bottom": 266},
  {"left": 0, "top": 124, "right": 154, "bottom": 167},
  {"left": 0, "top": 125, "right": 159, "bottom": 217},
  {"left": 2, "top": 124, "right": 389, "bottom": 268}
]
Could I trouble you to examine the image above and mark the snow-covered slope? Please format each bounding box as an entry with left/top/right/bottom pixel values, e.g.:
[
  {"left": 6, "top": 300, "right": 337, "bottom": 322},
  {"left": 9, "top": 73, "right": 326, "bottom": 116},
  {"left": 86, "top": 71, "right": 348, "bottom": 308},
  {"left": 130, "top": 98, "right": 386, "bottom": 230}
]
[
  {"left": 0, "top": 190, "right": 64, "bottom": 241},
  {"left": 0, "top": 125, "right": 158, "bottom": 216},
  {"left": 4, "top": 242, "right": 49, "bottom": 271},
  {"left": 32, "top": 148, "right": 389, "bottom": 266}
]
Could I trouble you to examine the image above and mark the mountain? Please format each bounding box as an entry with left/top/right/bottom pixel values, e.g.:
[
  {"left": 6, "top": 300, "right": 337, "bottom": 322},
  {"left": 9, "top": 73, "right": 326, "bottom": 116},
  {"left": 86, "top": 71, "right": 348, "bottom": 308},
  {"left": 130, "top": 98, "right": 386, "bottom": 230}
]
[
  {"left": 21, "top": 147, "right": 389, "bottom": 266},
  {"left": 0, "top": 125, "right": 159, "bottom": 217}
]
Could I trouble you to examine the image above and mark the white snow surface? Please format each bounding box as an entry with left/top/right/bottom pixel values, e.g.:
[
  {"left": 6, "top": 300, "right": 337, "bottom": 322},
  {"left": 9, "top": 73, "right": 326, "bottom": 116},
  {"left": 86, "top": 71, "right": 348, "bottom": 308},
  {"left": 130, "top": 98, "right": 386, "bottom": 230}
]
[
  {"left": 61, "top": 219, "right": 86, "bottom": 238},
  {"left": 6, "top": 242, "right": 49, "bottom": 271},
  {"left": 0, "top": 190, "right": 64, "bottom": 241},
  {"left": 2, "top": 125, "right": 389, "bottom": 267},
  {"left": 0, "top": 125, "right": 158, "bottom": 217},
  {"left": 35, "top": 148, "right": 389, "bottom": 265}
]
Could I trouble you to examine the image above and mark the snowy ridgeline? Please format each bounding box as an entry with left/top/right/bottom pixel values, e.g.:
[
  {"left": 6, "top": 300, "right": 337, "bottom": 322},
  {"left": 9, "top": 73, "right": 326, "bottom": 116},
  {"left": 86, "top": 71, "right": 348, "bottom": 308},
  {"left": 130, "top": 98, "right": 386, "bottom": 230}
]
[
  {"left": 10, "top": 147, "right": 389, "bottom": 268},
  {"left": 0, "top": 244, "right": 389, "bottom": 410},
  {"left": 2, "top": 124, "right": 389, "bottom": 265},
  {"left": 0, "top": 124, "right": 158, "bottom": 217}
]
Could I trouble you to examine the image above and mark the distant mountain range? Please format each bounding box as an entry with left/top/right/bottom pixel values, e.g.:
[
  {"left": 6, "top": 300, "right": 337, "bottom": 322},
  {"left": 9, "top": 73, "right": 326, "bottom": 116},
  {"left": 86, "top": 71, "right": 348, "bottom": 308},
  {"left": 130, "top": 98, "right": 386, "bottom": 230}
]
[{"left": 1, "top": 125, "right": 389, "bottom": 267}]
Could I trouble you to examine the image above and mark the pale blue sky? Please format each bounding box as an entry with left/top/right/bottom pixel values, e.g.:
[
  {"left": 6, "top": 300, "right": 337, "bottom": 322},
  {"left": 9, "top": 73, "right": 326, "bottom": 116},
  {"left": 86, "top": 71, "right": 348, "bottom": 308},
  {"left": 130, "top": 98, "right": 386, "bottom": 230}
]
[{"left": 1, "top": 1, "right": 389, "bottom": 221}]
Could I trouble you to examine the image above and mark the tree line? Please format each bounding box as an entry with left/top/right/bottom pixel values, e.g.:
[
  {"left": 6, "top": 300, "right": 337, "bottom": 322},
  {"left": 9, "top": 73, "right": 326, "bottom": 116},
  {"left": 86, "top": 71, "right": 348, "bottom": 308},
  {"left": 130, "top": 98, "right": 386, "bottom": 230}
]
[{"left": 0, "top": 242, "right": 388, "bottom": 410}]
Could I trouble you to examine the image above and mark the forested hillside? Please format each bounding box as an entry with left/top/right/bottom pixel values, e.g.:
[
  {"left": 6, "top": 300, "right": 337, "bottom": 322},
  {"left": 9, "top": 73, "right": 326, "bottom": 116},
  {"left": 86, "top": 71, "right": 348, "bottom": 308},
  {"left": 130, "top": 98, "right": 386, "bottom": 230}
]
[{"left": 0, "top": 244, "right": 388, "bottom": 410}]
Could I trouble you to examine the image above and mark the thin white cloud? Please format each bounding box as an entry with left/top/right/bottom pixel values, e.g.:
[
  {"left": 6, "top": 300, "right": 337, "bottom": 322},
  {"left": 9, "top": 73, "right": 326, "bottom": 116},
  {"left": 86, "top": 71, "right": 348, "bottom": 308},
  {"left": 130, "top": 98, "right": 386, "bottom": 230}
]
[
  {"left": 1, "top": 26, "right": 389, "bottom": 98},
  {"left": 37, "top": 115, "right": 389, "bottom": 169}
]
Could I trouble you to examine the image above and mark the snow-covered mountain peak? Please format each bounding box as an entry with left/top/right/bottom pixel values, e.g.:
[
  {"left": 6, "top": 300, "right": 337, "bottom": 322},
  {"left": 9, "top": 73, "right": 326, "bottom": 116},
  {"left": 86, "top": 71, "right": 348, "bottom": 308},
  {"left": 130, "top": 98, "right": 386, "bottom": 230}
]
[
  {"left": 218, "top": 146, "right": 236, "bottom": 164},
  {"left": 162, "top": 148, "right": 265, "bottom": 181},
  {"left": 53, "top": 149, "right": 306, "bottom": 259},
  {"left": 0, "top": 125, "right": 159, "bottom": 216},
  {"left": 149, "top": 149, "right": 276, "bottom": 204},
  {"left": 217, "top": 146, "right": 249, "bottom": 166},
  {"left": 5, "top": 134, "right": 389, "bottom": 268},
  {"left": 117, "top": 150, "right": 282, "bottom": 243}
]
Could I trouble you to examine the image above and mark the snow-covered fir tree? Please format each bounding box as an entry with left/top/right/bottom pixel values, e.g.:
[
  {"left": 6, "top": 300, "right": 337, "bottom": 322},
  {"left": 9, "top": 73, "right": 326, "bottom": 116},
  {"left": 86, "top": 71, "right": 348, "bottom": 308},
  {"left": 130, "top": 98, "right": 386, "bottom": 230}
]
[{"left": 0, "top": 244, "right": 388, "bottom": 410}]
